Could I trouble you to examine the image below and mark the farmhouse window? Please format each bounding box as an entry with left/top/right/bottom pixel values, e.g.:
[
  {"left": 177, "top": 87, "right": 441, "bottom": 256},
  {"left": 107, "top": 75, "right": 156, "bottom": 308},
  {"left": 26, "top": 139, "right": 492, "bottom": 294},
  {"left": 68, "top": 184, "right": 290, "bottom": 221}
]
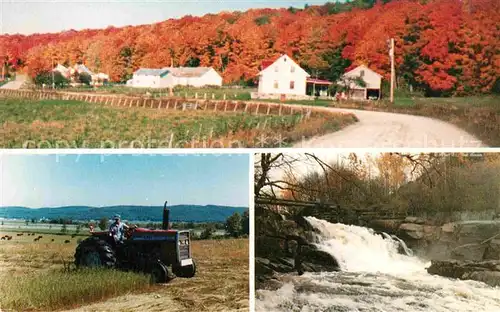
[
  {"left": 290, "top": 81, "right": 295, "bottom": 89},
  {"left": 274, "top": 81, "right": 279, "bottom": 89},
  {"left": 275, "top": 66, "right": 279, "bottom": 72},
  {"left": 360, "top": 70, "right": 365, "bottom": 77},
  {"left": 291, "top": 66, "right": 295, "bottom": 73}
]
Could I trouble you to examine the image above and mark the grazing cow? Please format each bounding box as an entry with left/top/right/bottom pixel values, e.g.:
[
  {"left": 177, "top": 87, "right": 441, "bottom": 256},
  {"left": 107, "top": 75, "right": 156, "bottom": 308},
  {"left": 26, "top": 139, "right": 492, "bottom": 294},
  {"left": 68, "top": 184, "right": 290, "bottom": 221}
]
[
  {"left": 7, "top": 236, "right": 12, "bottom": 240},
  {"left": 34, "top": 238, "right": 39, "bottom": 242},
  {"left": 1, "top": 237, "right": 5, "bottom": 240},
  {"left": 64, "top": 240, "right": 70, "bottom": 244},
  {"left": 38, "top": 236, "right": 43, "bottom": 239},
  {"left": 51, "top": 239, "right": 55, "bottom": 242},
  {"left": 16, "top": 233, "right": 22, "bottom": 236}
]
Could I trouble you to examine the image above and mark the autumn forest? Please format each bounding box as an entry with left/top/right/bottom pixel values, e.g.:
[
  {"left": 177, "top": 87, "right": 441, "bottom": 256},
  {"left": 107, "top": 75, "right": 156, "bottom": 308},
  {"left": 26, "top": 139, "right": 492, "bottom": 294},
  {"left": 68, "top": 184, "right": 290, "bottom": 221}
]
[{"left": 0, "top": 0, "right": 498, "bottom": 96}]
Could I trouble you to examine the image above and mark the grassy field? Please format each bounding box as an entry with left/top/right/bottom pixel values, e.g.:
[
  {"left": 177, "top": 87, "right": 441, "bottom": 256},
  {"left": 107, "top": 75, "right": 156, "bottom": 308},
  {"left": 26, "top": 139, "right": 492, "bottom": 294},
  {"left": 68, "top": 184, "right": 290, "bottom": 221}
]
[
  {"left": 0, "top": 98, "right": 356, "bottom": 148},
  {"left": 0, "top": 230, "right": 249, "bottom": 311}
]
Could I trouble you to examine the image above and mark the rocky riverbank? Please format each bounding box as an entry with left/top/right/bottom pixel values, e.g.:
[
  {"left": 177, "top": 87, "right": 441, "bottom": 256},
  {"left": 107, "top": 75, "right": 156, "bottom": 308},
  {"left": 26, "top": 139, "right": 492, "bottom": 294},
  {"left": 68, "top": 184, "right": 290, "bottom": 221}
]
[
  {"left": 255, "top": 217, "right": 340, "bottom": 289},
  {"left": 368, "top": 217, "right": 500, "bottom": 261},
  {"left": 427, "top": 260, "right": 500, "bottom": 287}
]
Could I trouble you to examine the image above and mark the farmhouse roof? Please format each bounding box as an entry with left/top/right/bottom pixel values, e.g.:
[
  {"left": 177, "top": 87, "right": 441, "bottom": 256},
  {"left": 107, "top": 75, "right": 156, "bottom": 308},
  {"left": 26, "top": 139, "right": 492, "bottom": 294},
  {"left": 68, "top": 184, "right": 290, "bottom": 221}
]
[
  {"left": 161, "top": 67, "right": 213, "bottom": 78},
  {"left": 258, "top": 54, "right": 310, "bottom": 77},
  {"left": 134, "top": 68, "right": 170, "bottom": 76},
  {"left": 75, "top": 64, "right": 94, "bottom": 75},
  {"left": 344, "top": 65, "right": 383, "bottom": 78}
]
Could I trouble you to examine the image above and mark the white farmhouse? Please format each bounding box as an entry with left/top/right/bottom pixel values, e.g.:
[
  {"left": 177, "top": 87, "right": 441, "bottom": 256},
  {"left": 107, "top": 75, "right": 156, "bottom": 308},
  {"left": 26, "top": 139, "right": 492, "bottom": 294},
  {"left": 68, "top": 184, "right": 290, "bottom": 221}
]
[
  {"left": 129, "top": 68, "right": 171, "bottom": 88},
  {"left": 338, "top": 65, "right": 383, "bottom": 100},
  {"left": 129, "top": 67, "right": 222, "bottom": 88},
  {"left": 254, "top": 54, "right": 310, "bottom": 100}
]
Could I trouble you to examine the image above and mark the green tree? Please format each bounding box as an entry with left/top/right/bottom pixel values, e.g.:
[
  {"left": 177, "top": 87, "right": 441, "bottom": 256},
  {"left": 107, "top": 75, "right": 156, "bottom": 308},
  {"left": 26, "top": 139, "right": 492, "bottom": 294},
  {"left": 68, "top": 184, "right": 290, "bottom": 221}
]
[
  {"left": 200, "top": 223, "right": 216, "bottom": 239},
  {"left": 225, "top": 212, "right": 243, "bottom": 238},
  {"left": 78, "top": 72, "right": 92, "bottom": 85},
  {"left": 34, "top": 71, "right": 68, "bottom": 88},
  {"left": 98, "top": 217, "right": 108, "bottom": 231},
  {"left": 75, "top": 224, "right": 81, "bottom": 234},
  {"left": 241, "top": 211, "right": 250, "bottom": 236},
  {"left": 61, "top": 223, "right": 68, "bottom": 234}
]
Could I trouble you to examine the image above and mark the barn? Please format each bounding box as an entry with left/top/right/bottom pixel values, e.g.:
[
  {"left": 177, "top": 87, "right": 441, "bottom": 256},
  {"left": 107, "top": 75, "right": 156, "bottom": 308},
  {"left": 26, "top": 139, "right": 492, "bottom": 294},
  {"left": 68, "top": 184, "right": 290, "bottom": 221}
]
[{"left": 128, "top": 67, "right": 222, "bottom": 88}]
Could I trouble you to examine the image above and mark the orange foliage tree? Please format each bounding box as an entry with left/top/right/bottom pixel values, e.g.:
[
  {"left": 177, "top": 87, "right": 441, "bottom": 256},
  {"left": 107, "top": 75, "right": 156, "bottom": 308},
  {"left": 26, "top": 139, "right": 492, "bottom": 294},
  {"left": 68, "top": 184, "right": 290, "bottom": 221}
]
[{"left": 1, "top": 0, "right": 498, "bottom": 95}]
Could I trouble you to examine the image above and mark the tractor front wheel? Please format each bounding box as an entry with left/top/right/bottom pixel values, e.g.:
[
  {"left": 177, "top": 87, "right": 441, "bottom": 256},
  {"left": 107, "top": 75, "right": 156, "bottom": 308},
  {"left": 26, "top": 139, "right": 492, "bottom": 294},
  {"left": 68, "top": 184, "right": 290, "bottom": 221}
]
[
  {"left": 173, "top": 260, "right": 196, "bottom": 278},
  {"left": 150, "top": 261, "right": 175, "bottom": 284}
]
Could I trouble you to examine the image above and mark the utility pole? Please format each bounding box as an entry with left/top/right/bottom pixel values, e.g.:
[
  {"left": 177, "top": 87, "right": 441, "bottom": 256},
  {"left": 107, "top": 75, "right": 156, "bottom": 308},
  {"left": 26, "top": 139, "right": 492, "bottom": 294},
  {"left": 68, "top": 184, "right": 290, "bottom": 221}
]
[
  {"left": 389, "top": 38, "right": 395, "bottom": 104},
  {"left": 52, "top": 58, "right": 55, "bottom": 89},
  {"left": 1, "top": 58, "right": 4, "bottom": 81}
]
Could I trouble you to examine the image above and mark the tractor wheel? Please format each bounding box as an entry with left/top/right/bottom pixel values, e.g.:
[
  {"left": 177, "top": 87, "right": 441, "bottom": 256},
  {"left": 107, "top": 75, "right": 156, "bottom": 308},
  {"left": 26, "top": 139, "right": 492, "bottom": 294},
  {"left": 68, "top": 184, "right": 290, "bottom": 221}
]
[
  {"left": 150, "top": 261, "right": 175, "bottom": 284},
  {"left": 173, "top": 260, "right": 196, "bottom": 278},
  {"left": 75, "top": 236, "right": 116, "bottom": 268}
]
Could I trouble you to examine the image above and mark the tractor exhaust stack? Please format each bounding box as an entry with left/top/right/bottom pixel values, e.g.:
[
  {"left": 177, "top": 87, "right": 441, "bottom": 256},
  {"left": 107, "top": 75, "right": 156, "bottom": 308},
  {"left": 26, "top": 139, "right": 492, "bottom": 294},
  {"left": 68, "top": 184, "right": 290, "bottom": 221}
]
[{"left": 163, "top": 201, "right": 170, "bottom": 230}]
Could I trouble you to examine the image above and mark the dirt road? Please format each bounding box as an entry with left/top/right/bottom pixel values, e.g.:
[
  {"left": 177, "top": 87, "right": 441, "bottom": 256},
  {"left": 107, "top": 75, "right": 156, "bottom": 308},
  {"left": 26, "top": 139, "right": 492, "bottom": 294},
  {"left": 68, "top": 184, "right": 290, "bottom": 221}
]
[
  {"left": 293, "top": 107, "right": 485, "bottom": 148},
  {"left": 0, "top": 75, "right": 27, "bottom": 90}
]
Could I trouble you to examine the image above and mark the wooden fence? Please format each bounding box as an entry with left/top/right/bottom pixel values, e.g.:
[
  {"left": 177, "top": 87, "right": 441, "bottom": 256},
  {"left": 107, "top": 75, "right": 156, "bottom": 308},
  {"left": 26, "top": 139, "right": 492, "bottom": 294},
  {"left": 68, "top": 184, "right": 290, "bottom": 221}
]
[{"left": 0, "top": 89, "right": 348, "bottom": 119}]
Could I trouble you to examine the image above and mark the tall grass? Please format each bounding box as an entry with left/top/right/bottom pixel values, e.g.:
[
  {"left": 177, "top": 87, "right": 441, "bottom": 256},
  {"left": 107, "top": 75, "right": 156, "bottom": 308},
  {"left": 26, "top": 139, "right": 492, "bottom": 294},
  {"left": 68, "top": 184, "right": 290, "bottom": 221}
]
[
  {"left": 0, "top": 268, "right": 151, "bottom": 311},
  {"left": 0, "top": 98, "right": 355, "bottom": 148}
]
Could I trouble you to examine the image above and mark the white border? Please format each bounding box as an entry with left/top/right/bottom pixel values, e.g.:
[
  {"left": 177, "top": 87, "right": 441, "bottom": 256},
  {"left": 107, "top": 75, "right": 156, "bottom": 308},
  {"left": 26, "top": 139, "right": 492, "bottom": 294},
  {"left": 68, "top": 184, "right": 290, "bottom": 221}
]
[
  {"left": 249, "top": 151, "right": 255, "bottom": 312},
  {"left": 2, "top": 147, "right": 499, "bottom": 155}
]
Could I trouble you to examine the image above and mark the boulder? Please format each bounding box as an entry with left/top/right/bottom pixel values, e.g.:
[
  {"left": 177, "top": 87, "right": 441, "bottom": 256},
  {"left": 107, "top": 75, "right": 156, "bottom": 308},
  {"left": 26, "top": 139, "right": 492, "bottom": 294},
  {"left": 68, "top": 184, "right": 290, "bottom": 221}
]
[
  {"left": 368, "top": 219, "right": 404, "bottom": 233},
  {"left": 427, "top": 259, "right": 500, "bottom": 287},
  {"left": 295, "top": 244, "right": 340, "bottom": 275},
  {"left": 483, "top": 239, "right": 500, "bottom": 260},
  {"left": 399, "top": 223, "right": 425, "bottom": 239},
  {"left": 405, "top": 216, "right": 426, "bottom": 224}
]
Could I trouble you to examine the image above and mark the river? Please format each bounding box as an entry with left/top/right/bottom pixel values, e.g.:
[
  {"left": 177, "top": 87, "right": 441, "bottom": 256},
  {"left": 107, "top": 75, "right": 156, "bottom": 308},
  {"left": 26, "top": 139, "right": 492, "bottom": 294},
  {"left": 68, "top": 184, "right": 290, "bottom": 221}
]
[{"left": 256, "top": 217, "right": 500, "bottom": 312}]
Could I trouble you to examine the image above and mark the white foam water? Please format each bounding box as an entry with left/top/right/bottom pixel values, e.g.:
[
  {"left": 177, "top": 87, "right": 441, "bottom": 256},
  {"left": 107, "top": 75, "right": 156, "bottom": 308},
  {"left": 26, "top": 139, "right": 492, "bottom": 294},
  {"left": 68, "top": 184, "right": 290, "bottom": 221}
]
[{"left": 256, "top": 217, "right": 500, "bottom": 312}]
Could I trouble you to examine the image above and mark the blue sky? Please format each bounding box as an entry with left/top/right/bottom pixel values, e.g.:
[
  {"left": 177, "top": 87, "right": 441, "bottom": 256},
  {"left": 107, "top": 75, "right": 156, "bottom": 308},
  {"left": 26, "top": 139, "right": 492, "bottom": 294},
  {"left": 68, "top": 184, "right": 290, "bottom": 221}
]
[
  {"left": 0, "top": 153, "right": 250, "bottom": 208},
  {"left": 1, "top": 0, "right": 327, "bottom": 35}
]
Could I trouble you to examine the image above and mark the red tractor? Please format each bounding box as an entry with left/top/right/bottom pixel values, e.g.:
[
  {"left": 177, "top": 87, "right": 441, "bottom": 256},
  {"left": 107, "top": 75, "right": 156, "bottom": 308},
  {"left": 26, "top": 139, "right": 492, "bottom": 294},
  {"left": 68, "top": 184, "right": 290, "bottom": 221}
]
[{"left": 74, "top": 201, "right": 196, "bottom": 283}]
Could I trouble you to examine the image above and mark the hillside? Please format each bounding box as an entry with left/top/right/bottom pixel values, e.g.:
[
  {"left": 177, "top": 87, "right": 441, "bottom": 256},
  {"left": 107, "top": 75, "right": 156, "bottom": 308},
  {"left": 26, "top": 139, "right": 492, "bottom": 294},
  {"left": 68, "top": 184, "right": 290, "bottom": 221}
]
[
  {"left": 0, "top": 205, "right": 248, "bottom": 222},
  {"left": 0, "top": 0, "right": 498, "bottom": 96}
]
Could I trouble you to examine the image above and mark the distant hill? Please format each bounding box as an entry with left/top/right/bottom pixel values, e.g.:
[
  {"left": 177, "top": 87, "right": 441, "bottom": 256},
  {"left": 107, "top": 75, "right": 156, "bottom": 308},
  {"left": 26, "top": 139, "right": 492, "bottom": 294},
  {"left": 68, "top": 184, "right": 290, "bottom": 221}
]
[{"left": 0, "top": 205, "right": 248, "bottom": 222}]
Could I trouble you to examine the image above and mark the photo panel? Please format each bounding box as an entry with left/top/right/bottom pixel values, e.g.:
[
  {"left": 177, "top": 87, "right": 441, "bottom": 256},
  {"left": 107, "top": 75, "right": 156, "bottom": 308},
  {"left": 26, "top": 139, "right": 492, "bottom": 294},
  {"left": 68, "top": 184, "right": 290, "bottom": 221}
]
[
  {"left": 0, "top": 152, "right": 251, "bottom": 311},
  {"left": 254, "top": 151, "right": 500, "bottom": 311}
]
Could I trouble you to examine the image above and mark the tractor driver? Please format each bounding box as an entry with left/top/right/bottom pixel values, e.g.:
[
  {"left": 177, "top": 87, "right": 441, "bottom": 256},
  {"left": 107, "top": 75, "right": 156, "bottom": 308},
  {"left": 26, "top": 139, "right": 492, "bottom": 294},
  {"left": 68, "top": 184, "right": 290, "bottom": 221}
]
[{"left": 109, "top": 214, "right": 129, "bottom": 243}]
